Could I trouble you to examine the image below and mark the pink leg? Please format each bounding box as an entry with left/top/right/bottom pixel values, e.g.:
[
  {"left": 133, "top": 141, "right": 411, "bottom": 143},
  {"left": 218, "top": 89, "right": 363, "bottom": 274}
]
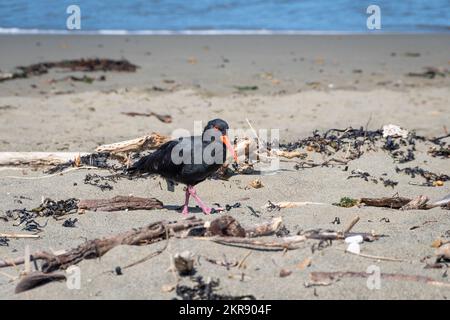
[
  {"left": 181, "top": 188, "right": 190, "bottom": 215},
  {"left": 188, "top": 186, "right": 223, "bottom": 215}
]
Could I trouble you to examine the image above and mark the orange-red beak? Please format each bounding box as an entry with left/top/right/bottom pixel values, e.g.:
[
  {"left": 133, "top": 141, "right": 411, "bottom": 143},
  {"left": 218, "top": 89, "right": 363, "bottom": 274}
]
[{"left": 220, "top": 135, "right": 238, "bottom": 162}]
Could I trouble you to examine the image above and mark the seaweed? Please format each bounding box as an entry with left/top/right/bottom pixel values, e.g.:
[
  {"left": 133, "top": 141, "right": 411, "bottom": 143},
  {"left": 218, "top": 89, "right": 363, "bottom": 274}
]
[
  {"left": 333, "top": 197, "right": 358, "bottom": 208},
  {"left": 174, "top": 276, "right": 255, "bottom": 300},
  {"left": 83, "top": 173, "right": 118, "bottom": 191},
  {"left": 396, "top": 166, "right": 449, "bottom": 186}
]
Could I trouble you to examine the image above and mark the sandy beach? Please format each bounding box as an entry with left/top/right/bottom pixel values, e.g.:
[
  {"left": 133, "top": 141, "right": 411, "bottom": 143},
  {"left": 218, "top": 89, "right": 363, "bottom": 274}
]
[{"left": 0, "top": 34, "right": 449, "bottom": 299}]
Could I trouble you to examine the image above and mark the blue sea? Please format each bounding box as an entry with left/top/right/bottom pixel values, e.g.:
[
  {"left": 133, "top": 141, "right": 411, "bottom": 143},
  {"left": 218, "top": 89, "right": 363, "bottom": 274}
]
[{"left": 0, "top": 0, "right": 449, "bottom": 34}]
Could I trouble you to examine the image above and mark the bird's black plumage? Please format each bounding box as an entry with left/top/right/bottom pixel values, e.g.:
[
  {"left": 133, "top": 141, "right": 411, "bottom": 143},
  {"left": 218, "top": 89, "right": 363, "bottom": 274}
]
[{"left": 127, "top": 119, "right": 229, "bottom": 185}]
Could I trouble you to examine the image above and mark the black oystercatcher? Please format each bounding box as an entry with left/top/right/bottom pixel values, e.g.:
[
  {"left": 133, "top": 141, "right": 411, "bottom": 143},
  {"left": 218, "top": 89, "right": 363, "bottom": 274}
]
[{"left": 127, "top": 119, "right": 237, "bottom": 215}]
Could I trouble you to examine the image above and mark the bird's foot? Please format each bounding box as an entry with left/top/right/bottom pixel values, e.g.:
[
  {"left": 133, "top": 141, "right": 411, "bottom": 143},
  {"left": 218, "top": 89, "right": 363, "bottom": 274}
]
[{"left": 181, "top": 205, "right": 190, "bottom": 216}]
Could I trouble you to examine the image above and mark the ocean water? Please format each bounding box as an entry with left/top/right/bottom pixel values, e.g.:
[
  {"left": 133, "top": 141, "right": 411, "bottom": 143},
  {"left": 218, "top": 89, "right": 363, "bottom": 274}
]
[{"left": 0, "top": 0, "right": 449, "bottom": 34}]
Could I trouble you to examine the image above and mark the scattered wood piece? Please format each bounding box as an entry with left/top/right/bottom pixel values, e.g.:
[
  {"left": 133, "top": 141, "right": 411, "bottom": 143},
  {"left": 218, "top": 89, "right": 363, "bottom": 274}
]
[
  {"left": 272, "top": 150, "right": 307, "bottom": 159},
  {"left": 360, "top": 194, "right": 450, "bottom": 210},
  {"left": 203, "top": 235, "right": 307, "bottom": 251},
  {"left": 245, "top": 217, "right": 283, "bottom": 238},
  {"left": 205, "top": 215, "right": 246, "bottom": 237},
  {"left": 77, "top": 195, "right": 163, "bottom": 212},
  {"left": 0, "top": 217, "right": 204, "bottom": 272},
  {"left": 0, "top": 152, "right": 90, "bottom": 167},
  {"left": 95, "top": 132, "right": 170, "bottom": 154},
  {"left": 306, "top": 271, "right": 450, "bottom": 288},
  {"left": 343, "top": 215, "right": 360, "bottom": 234},
  {"left": 279, "top": 269, "right": 292, "bottom": 277},
  {"left": 264, "top": 200, "right": 328, "bottom": 211},
  {"left": 0, "top": 233, "right": 40, "bottom": 239},
  {"left": 121, "top": 112, "right": 172, "bottom": 123},
  {"left": 360, "top": 196, "right": 411, "bottom": 209},
  {"left": 15, "top": 272, "right": 66, "bottom": 294}
]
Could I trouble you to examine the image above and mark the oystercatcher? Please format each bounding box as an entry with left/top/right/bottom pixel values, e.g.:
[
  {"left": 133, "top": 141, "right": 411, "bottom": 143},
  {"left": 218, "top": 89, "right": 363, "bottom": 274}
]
[{"left": 127, "top": 119, "right": 237, "bottom": 215}]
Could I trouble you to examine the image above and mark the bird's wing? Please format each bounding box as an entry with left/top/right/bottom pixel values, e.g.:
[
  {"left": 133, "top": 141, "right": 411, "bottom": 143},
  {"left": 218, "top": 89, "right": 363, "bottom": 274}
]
[{"left": 126, "top": 139, "right": 183, "bottom": 177}]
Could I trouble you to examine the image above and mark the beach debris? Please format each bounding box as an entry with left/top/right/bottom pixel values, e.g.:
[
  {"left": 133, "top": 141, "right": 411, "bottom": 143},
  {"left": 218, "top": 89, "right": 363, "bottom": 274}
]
[
  {"left": 345, "top": 235, "right": 363, "bottom": 254},
  {"left": 0, "top": 216, "right": 205, "bottom": 272},
  {"left": 305, "top": 271, "right": 450, "bottom": 288},
  {"left": 45, "top": 152, "right": 115, "bottom": 174},
  {"left": 234, "top": 85, "right": 258, "bottom": 92},
  {"left": 77, "top": 195, "right": 163, "bottom": 212},
  {"left": 202, "top": 256, "right": 238, "bottom": 269},
  {"left": 358, "top": 194, "right": 450, "bottom": 210},
  {"left": 15, "top": 272, "right": 66, "bottom": 294},
  {"left": 0, "top": 58, "right": 138, "bottom": 83},
  {"left": 0, "top": 152, "right": 91, "bottom": 168},
  {"left": 279, "top": 269, "right": 292, "bottom": 278},
  {"left": 333, "top": 197, "right": 358, "bottom": 208},
  {"left": 395, "top": 166, "right": 449, "bottom": 187},
  {"left": 175, "top": 276, "right": 255, "bottom": 300},
  {"left": 429, "top": 146, "right": 450, "bottom": 159},
  {"left": 62, "top": 218, "right": 78, "bottom": 228},
  {"left": 95, "top": 132, "right": 170, "bottom": 154},
  {"left": 6, "top": 198, "right": 78, "bottom": 228},
  {"left": 0, "top": 237, "right": 10, "bottom": 246},
  {"left": 121, "top": 112, "right": 172, "bottom": 123},
  {"left": 264, "top": 200, "right": 328, "bottom": 211},
  {"left": 245, "top": 217, "right": 283, "bottom": 237},
  {"left": 407, "top": 67, "right": 448, "bottom": 79},
  {"left": 383, "top": 124, "right": 409, "bottom": 139},
  {"left": 436, "top": 243, "right": 450, "bottom": 261},
  {"left": 0, "top": 233, "right": 40, "bottom": 239},
  {"left": 83, "top": 173, "right": 117, "bottom": 191},
  {"left": 205, "top": 215, "right": 246, "bottom": 237},
  {"left": 173, "top": 251, "right": 195, "bottom": 276},
  {"left": 249, "top": 178, "right": 263, "bottom": 189}
]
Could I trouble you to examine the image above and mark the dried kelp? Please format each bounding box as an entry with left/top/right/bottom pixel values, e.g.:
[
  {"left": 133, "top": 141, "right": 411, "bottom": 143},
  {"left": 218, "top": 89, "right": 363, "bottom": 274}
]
[
  {"left": 84, "top": 173, "right": 118, "bottom": 191},
  {"left": 175, "top": 276, "right": 255, "bottom": 300},
  {"left": 283, "top": 127, "right": 444, "bottom": 167},
  {"left": 347, "top": 170, "right": 398, "bottom": 188},
  {"left": 396, "top": 166, "right": 449, "bottom": 187},
  {"left": 0, "top": 58, "right": 138, "bottom": 82}
]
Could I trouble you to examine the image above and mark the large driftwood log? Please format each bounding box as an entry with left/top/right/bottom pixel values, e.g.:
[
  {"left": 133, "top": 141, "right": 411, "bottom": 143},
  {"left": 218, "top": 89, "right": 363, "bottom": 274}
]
[
  {"left": 77, "top": 196, "right": 163, "bottom": 212},
  {"left": 0, "top": 152, "right": 89, "bottom": 167},
  {"left": 95, "top": 132, "right": 169, "bottom": 154},
  {"left": 40, "top": 217, "right": 204, "bottom": 272}
]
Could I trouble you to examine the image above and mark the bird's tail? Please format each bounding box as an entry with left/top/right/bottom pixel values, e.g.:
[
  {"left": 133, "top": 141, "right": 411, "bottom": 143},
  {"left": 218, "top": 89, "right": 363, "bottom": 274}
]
[{"left": 125, "top": 153, "right": 154, "bottom": 176}]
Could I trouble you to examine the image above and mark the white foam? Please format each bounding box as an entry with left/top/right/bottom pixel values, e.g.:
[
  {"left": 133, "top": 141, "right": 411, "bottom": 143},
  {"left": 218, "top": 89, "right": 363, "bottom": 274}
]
[{"left": 0, "top": 27, "right": 428, "bottom": 35}]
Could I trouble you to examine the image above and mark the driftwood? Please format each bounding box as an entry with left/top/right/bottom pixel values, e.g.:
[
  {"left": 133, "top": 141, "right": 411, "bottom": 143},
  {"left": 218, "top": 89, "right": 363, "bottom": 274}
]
[
  {"left": 15, "top": 272, "right": 66, "bottom": 294},
  {"left": 77, "top": 196, "right": 163, "bottom": 212},
  {"left": 95, "top": 132, "right": 169, "bottom": 154},
  {"left": 0, "top": 152, "right": 89, "bottom": 167},
  {"left": 0, "top": 217, "right": 204, "bottom": 272},
  {"left": 0, "top": 233, "right": 40, "bottom": 239},
  {"left": 306, "top": 271, "right": 450, "bottom": 288},
  {"left": 360, "top": 194, "right": 450, "bottom": 210}
]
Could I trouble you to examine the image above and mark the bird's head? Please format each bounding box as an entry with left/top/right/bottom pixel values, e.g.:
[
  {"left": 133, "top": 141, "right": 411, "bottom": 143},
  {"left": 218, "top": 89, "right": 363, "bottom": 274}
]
[{"left": 203, "top": 119, "right": 238, "bottom": 162}]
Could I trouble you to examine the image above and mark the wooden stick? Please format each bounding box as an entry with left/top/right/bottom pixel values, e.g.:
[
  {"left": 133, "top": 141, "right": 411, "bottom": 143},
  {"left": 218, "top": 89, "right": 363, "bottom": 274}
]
[
  {"left": 0, "top": 233, "right": 40, "bottom": 239},
  {"left": 0, "top": 152, "right": 89, "bottom": 167},
  {"left": 343, "top": 215, "right": 360, "bottom": 234},
  {"left": 77, "top": 195, "right": 163, "bottom": 212},
  {"left": 95, "top": 132, "right": 169, "bottom": 154}
]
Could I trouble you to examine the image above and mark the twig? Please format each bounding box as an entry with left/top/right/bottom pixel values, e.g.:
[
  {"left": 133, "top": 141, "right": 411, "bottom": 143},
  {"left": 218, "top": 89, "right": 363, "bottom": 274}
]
[
  {"left": 238, "top": 251, "right": 252, "bottom": 269},
  {"left": 0, "top": 233, "right": 40, "bottom": 239},
  {"left": 343, "top": 215, "right": 360, "bottom": 234}
]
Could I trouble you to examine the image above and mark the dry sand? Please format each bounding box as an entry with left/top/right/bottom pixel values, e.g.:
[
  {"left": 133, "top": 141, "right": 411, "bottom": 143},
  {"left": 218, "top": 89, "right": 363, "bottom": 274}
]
[{"left": 0, "top": 34, "right": 449, "bottom": 299}]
